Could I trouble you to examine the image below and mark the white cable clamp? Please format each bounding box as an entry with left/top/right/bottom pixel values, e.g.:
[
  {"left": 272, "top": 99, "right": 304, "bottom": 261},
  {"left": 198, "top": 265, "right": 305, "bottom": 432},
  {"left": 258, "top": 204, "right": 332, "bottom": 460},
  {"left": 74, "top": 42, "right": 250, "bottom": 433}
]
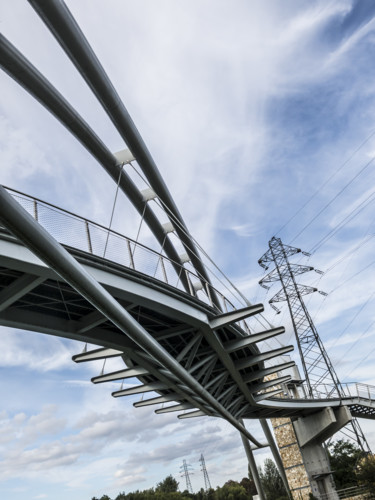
[
  {"left": 141, "top": 188, "right": 157, "bottom": 202},
  {"left": 162, "top": 222, "right": 175, "bottom": 234},
  {"left": 113, "top": 148, "right": 135, "bottom": 164}
]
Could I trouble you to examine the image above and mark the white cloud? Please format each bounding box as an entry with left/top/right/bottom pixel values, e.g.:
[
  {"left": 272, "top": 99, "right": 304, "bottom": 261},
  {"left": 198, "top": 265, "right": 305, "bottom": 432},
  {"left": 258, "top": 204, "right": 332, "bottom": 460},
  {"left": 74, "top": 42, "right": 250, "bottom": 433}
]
[
  {"left": 1, "top": 1, "right": 375, "bottom": 498},
  {"left": 0, "top": 328, "right": 77, "bottom": 372},
  {"left": 0, "top": 117, "right": 51, "bottom": 185},
  {"left": 114, "top": 466, "right": 147, "bottom": 488}
]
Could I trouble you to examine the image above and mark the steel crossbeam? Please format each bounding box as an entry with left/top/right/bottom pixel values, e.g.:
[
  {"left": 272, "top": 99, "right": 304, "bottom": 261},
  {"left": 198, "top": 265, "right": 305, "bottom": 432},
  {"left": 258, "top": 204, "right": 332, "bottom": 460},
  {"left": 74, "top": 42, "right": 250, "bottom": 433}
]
[{"left": 0, "top": 185, "right": 269, "bottom": 447}]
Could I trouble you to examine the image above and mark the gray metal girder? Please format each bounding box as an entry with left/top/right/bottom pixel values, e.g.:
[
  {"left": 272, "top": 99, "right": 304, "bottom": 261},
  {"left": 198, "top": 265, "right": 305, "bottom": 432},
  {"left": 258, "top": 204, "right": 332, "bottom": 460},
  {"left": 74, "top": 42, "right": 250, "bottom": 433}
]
[{"left": 0, "top": 186, "right": 267, "bottom": 447}]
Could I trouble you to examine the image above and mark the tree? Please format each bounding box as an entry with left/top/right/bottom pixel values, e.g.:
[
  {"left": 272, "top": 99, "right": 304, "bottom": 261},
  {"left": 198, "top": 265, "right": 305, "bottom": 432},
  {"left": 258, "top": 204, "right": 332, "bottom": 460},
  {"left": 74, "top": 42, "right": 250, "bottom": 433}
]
[
  {"left": 206, "top": 488, "right": 215, "bottom": 500},
  {"left": 240, "top": 476, "right": 257, "bottom": 496},
  {"left": 216, "top": 480, "right": 248, "bottom": 500},
  {"left": 259, "top": 459, "right": 288, "bottom": 500},
  {"left": 328, "top": 440, "right": 363, "bottom": 489},
  {"left": 155, "top": 475, "right": 179, "bottom": 493},
  {"left": 356, "top": 454, "right": 375, "bottom": 493}
]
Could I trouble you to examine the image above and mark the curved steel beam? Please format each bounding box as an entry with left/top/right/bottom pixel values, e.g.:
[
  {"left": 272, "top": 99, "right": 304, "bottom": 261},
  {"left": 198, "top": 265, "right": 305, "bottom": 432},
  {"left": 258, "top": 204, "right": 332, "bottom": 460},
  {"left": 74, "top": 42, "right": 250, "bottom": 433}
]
[
  {"left": 0, "top": 34, "right": 192, "bottom": 293},
  {"left": 28, "top": 0, "right": 221, "bottom": 309},
  {"left": 0, "top": 185, "right": 265, "bottom": 447}
]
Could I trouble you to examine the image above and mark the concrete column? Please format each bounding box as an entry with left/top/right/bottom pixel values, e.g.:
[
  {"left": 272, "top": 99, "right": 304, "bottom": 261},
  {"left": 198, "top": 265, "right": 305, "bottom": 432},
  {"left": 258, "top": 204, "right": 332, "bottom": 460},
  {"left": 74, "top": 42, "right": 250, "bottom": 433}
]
[
  {"left": 292, "top": 407, "right": 350, "bottom": 500},
  {"left": 297, "top": 442, "right": 338, "bottom": 500}
]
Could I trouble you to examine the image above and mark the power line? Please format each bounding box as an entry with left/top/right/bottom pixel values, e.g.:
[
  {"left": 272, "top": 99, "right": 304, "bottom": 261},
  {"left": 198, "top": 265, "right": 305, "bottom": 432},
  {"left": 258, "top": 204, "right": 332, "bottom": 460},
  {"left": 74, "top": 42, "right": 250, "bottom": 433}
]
[
  {"left": 328, "top": 291, "right": 375, "bottom": 350},
  {"left": 342, "top": 344, "right": 375, "bottom": 381},
  {"left": 275, "top": 127, "right": 375, "bottom": 237},
  {"left": 329, "top": 258, "right": 375, "bottom": 294},
  {"left": 324, "top": 234, "right": 374, "bottom": 274},
  {"left": 334, "top": 318, "right": 375, "bottom": 369},
  {"left": 289, "top": 155, "right": 375, "bottom": 244},
  {"left": 309, "top": 190, "right": 375, "bottom": 254}
]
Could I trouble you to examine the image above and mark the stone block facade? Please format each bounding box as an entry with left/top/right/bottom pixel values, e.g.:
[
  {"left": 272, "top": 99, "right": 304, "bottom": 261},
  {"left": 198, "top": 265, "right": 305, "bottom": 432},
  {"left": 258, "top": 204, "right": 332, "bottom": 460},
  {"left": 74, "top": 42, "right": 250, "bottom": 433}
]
[{"left": 271, "top": 417, "right": 312, "bottom": 500}]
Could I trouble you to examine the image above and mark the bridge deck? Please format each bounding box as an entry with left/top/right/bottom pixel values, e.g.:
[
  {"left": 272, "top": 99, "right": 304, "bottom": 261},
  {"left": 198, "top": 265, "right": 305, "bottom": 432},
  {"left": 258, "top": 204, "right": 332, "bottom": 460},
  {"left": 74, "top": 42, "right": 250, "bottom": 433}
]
[
  {"left": 1, "top": 221, "right": 374, "bottom": 426},
  {"left": 0, "top": 189, "right": 374, "bottom": 443}
]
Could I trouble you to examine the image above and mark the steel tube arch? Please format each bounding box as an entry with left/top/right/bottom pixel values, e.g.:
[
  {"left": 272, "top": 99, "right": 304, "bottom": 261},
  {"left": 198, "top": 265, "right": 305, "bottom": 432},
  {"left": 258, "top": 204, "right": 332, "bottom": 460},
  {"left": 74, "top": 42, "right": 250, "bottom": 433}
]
[
  {"left": 0, "top": 185, "right": 265, "bottom": 448},
  {"left": 28, "top": 0, "right": 220, "bottom": 308},
  {"left": 0, "top": 34, "right": 194, "bottom": 294}
]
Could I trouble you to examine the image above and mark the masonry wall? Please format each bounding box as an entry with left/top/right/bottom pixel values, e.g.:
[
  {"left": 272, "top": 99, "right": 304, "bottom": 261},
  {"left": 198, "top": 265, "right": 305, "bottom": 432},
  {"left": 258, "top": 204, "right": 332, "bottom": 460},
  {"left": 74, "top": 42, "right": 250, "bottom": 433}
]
[
  {"left": 271, "top": 416, "right": 312, "bottom": 500},
  {"left": 264, "top": 373, "right": 312, "bottom": 500}
]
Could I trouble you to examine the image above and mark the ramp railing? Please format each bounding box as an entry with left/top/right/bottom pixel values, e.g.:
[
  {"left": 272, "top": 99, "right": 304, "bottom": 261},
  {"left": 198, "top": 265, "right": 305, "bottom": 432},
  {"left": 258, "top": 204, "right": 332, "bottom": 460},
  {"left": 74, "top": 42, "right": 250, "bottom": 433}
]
[
  {"left": 2, "top": 186, "right": 253, "bottom": 332},
  {"left": 271, "top": 381, "right": 375, "bottom": 401}
]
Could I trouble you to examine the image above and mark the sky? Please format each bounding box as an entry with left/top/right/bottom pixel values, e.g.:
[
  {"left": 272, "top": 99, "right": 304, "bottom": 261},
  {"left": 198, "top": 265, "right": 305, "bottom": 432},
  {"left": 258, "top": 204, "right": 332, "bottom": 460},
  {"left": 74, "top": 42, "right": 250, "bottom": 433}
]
[{"left": 1, "top": 0, "right": 375, "bottom": 498}]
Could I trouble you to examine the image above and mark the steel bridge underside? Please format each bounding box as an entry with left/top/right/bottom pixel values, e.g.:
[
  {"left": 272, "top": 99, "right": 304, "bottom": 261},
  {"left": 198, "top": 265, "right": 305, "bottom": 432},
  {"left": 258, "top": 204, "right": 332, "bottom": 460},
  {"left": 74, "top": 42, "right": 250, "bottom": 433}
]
[
  {"left": 1, "top": 229, "right": 374, "bottom": 426},
  {"left": 0, "top": 6, "right": 373, "bottom": 492}
]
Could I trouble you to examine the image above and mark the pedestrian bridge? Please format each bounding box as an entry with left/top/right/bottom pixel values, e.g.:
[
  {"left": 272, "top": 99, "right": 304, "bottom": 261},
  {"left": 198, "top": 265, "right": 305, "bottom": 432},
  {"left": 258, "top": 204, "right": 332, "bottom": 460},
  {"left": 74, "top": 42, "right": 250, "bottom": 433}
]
[
  {"left": 1, "top": 187, "right": 374, "bottom": 445},
  {"left": 1, "top": 3, "right": 373, "bottom": 496}
]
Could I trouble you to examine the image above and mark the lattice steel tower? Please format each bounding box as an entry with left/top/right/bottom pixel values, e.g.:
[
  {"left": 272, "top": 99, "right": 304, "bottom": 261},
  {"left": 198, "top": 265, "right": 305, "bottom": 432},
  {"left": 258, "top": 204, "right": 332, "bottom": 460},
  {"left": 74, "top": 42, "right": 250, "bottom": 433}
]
[
  {"left": 199, "top": 453, "right": 212, "bottom": 491},
  {"left": 180, "top": 459, "right": 194, "bottom": 494},
  {"left": 258, "top": 236, "right": 370, "bottom": 452}
]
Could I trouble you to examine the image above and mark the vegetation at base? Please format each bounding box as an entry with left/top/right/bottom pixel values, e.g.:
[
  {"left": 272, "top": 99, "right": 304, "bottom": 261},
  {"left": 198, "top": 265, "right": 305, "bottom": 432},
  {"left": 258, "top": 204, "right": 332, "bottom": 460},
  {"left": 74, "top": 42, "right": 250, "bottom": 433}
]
[
  {"left": 90, "top": 448, "right": 375, "bottom": 500},
  {"left": 258, "top": 458, "right": 288, "bottom": 500},
  {"left": 356, "top": 454, "right": 375, "bottom": 493},
  {"left": 328, "top": 439, "right": 375, "bottom": 493},
  {"left": 91, "top": 472, "right": 257, "bottom": 500},
  {"left": 328, "top": 439, "right": 363, "bottom": 489}
]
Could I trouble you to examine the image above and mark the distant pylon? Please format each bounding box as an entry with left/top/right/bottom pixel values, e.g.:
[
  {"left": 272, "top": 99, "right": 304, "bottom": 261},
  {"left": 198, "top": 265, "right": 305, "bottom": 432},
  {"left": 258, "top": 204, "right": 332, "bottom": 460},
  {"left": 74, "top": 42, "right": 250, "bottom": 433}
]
[
  {"left": 199, "top": 453, "right": 212, "bottom": 491},
  {"left": 180, "top": 459, "right": 194, "bottom": 494},
  {"left": 258, "top": 236, "right": 371, "bottom": 453}
]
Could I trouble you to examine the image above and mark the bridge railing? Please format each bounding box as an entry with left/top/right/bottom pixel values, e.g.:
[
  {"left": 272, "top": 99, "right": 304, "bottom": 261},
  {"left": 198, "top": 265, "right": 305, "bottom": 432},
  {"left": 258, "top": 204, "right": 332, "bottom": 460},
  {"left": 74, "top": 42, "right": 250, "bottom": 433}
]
[
  {"left": 343, "top": 383, "right": 375, "bottom": 401},
  {"left": 272, "top": 382, "right": 375, "bottom": 401},
  {"left": 319, "top": 485, "right": 374, "bottom": 500},
  {"left": 3, "top": 187, "right": 252, "bottom": 332}
]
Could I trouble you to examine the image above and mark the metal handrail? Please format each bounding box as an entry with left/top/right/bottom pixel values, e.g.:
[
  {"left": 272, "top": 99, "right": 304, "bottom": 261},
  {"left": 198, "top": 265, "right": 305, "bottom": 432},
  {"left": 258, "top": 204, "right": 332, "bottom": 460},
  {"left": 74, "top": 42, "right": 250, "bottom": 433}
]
[
  {"left": 273, "top": 382, "right": 375, "bottom": 401},
  {"left": 355, "top": 382, "right": 375, "bottom": 400},
  {"left": 319, "top": 485, "right": 374, "bottom": 500},
  {"left": 4, "top": 186, "right": 245, "bottom": 320}
]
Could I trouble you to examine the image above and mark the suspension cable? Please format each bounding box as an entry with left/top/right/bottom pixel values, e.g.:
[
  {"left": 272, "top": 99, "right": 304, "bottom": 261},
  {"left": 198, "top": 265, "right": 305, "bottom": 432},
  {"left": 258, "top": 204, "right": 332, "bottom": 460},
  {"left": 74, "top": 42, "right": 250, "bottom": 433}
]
[
  {"left": 127, "top": 162, "right": 290, "bottom": 351},
  {"left": 103, "top": 164, "right": 124, "bottom": 258},
  {"left": 128, "top": 161, "right": 250, "bottom": 307}
]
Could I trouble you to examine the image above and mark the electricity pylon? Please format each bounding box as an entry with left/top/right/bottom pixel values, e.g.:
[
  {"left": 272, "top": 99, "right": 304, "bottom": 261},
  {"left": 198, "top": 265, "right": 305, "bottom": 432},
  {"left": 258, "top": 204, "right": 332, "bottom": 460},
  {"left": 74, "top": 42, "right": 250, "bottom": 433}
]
[
  {"left": 258, "top": 236, "right": 371, "bottom": 453},
  {"left": 180, "top": 459, "right": 194, "bottom": 494},
  {"left": 199, "top": 453, "right": 212, "bottom": 491}
]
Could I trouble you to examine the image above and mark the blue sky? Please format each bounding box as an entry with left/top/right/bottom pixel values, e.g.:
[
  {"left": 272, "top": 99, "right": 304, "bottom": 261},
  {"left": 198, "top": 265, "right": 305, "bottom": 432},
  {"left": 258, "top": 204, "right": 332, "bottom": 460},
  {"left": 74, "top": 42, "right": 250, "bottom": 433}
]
[{"left": 1, "top": 0, "right": 375, "bottom": 498}]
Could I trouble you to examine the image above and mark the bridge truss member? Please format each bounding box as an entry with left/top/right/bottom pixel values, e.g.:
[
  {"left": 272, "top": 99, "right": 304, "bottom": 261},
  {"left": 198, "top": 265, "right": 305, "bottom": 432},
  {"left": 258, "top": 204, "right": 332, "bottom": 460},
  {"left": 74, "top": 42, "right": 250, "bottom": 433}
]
[{"left": 1, "top": 2, "right": 374, "bottom": 500}]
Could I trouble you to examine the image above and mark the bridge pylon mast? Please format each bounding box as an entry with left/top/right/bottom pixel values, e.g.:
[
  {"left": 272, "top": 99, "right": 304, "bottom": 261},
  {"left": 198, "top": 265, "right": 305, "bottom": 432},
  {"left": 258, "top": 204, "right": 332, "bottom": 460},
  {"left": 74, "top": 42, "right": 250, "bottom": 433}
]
[{"left": 258, "top": 236, "right": 371, "bottom": 453}]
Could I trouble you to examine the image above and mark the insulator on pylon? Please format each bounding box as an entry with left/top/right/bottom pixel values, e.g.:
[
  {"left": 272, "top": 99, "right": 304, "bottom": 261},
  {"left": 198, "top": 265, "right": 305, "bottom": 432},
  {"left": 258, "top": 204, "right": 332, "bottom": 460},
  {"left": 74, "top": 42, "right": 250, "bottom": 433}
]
[
  {"left": 270, "top": 303, "right": 281, "bottom": 314},
  {"left": 259, "top": 282, "right": 270, "bottom": 290}
]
